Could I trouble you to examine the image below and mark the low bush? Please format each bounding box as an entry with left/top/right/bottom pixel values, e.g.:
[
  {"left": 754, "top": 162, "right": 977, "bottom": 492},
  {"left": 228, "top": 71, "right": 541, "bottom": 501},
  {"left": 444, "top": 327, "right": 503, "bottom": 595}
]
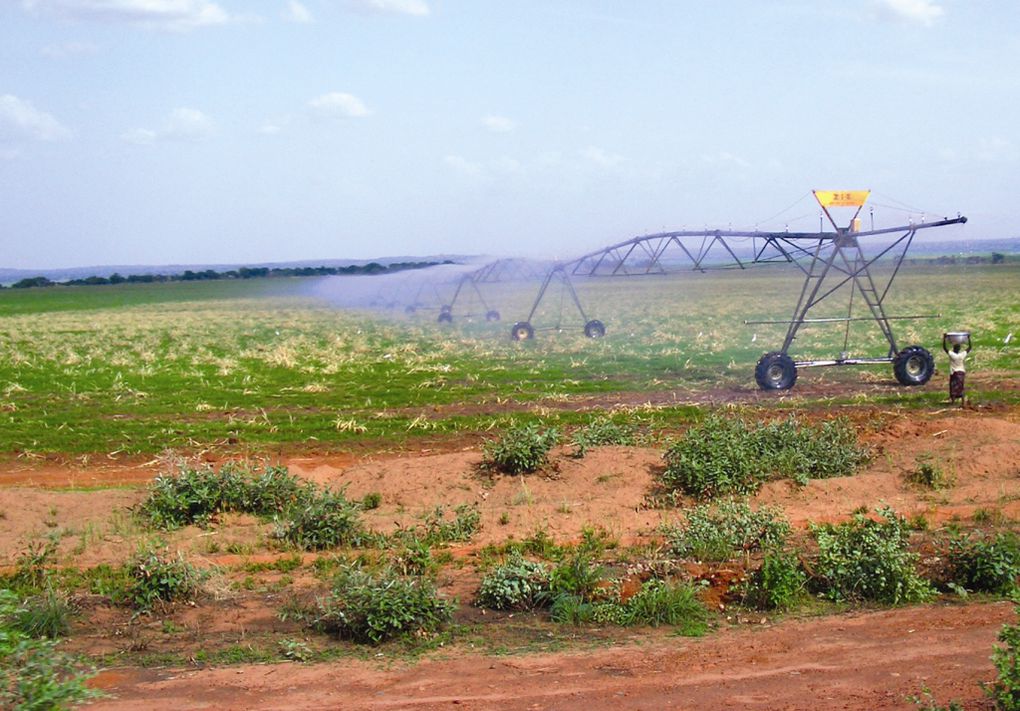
[
  {"left": 661, "top": 415, "right": 869, "bottom": 500},
  {"left": 0, "top": 590, "right": 101, "bottom": 709},
  {"left": 663, "top": 499, "right": 791, "bottom": 562},
  {"left": 571, "top": 417, "right": 635, "bottom": 457},
  {"left": 811, "top": 507, "right": 934, "bottom": 604},
  {"left": 619, "top": 580, "right": 708, "bottom": 633},
  {"left": 987, "top": 608, "right": 1020, "bottom": 710},
  {"left": 126, "top": 547, "right": 203, "bottom": 611},
  {"left": 311, "top": 565, "right": 453, "bottom": 644},
  {"left": 949, "top": 532, "right": 1020, "bottom": 595},
  {"left": 482, "top": 424, "right": 559, "bottom": 475},
  {"left": 551, "top": 580, "right": 708, "bottom": 634},
  {"left": 907, "top": 454, "right": 950, "bottom": 490},
  {"left": 476, "top": 553, "right": 551, "bottom": 610},
  {"left": 140, "top": 464, "right": 308, "bottom": 529},
  {"left": 740, "top": 548, "right": 806, "bottom": 611},
  {"left": 274, "top": 488, "right": 365, "bottom": 551},
  {"left": 418, "top": 504, "right": 481, "bottom": 545},
  {"left": 10, "top": 588, "right": 73, "bottom": 639},
  {"left": 549, "top": 553, "right": 605, "bottom": 601}
]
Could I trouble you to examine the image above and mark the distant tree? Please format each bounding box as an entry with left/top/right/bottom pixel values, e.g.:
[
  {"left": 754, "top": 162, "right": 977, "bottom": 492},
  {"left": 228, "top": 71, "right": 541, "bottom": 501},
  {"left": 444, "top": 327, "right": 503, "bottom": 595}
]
[
  {"left": 992, "top": 252, "right": 1005, "bottom": 264},
  {"left": 108, "top": 272, "right": 126, "bottom": 284},
  {"left": 12, "top": 276, "right": 53, "bottom": 289}
]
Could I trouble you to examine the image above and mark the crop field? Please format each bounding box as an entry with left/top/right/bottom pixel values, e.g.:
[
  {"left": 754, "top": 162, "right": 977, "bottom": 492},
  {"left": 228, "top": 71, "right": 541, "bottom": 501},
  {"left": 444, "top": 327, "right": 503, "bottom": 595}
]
[{"left": 1, "top": 261, "right": 1019, "bottom": 710}]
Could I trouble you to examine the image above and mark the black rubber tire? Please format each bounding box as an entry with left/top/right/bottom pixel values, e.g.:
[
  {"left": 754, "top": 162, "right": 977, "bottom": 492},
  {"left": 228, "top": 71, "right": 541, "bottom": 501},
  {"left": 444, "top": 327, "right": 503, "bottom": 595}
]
[
  {"left": 486, "top": 310, "right": 501, "bottom": 322},
  {"left": 510, "top": 321, "right": 534, "bottom": 341},
  {"left": 583, "top": 319, "right": 606, "bottom": 338},
  {"left": 893, "top": 345, "right": 935, "bottom": 386},
  {"left": 437, "top": 311, "right": 453, "bottom": 324},
  {"left": 755, "top": 351, "right": 798, "bottom": 390}
]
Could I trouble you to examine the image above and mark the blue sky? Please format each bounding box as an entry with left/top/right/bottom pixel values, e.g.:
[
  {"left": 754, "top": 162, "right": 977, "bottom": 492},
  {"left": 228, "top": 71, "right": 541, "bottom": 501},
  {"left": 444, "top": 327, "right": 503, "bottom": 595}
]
[{"left": 1, "top": 0, "right": 1017, "bottom": 269}]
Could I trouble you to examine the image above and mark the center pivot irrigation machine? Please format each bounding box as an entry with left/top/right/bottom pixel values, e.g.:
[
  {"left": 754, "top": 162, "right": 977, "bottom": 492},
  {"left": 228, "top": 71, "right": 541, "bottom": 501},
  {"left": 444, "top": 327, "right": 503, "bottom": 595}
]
[{"left": 505, "top": 190, "right": 967, "bottom": 390}]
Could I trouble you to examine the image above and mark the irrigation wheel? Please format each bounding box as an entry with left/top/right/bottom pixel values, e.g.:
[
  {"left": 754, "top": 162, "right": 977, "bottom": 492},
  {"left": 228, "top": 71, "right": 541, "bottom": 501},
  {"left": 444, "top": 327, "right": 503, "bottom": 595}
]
[
  {"left": 583, "top": 319, "right": 606, "bottom": 338},
  {"left": 755, "top": 351, "right": 798, "bottom": 390},
  {"left": 510, "top": 321, "right": 534, "bottom": 341},
  {"left": 893, "top": 345, "right": 935, "bottom": 386}
]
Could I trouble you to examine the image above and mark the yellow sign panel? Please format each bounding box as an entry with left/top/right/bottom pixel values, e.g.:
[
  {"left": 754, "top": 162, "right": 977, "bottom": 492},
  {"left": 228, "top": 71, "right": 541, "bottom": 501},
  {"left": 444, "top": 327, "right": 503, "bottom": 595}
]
[{"left": 813, "top": 190, "right": 871, "bottom": 208}]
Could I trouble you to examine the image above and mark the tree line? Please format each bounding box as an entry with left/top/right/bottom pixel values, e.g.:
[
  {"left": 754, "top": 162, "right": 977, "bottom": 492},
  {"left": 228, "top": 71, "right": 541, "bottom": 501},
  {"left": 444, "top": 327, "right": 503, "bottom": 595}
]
[{"left": 2, "top": 260, "right": 452, "bottom": 290}]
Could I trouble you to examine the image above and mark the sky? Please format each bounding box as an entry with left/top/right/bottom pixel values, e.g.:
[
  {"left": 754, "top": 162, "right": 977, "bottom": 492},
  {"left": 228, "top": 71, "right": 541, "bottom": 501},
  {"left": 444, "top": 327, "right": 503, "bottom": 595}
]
[{"left": 1, "top": 0, "right": 1018, "bottom": 270}]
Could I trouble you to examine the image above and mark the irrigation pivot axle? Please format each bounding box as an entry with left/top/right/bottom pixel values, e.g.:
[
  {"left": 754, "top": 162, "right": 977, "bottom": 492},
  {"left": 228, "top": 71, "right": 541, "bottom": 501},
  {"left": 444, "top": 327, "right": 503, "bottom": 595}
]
[
  {"left": 513, "top": 189, "right": 966, "bottom": 391},
  {"left": 746, "top": 191, "right": 966, "bottom": 390}
]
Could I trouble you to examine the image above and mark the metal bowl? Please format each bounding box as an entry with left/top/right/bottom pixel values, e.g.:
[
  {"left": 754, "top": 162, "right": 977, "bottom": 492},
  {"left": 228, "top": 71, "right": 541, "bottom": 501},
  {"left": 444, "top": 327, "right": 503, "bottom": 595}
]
[{"left": 943, "top": 331, "right": 971, "bottom": 345}]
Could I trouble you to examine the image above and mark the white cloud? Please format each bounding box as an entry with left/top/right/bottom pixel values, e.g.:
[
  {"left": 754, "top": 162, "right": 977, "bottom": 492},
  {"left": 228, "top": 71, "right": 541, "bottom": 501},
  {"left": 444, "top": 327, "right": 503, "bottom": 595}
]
[
  {"left": 874, "top": 0, "right": 944, "bottom": 27},
  {"left": 121, "top": 107, "right": 214, "bottom": 144},
  {"left": 308, "top": 92, "right": 371, "bottom": 118},
  {"left": 346, "top": 0, "right": 429, "bottom": 17},
  {"left": 482, "top": 115, "right": 516, "bottom": 133},
  {"left": 22, "top": 0, "right": 233, "bottom": 31},
  {"left": 701, "top": 151, "right": 751, "bottom": 169},
  {"left": 0, "top": 94, "right": 73, "bottom": 142},
  {"left": 40, "top": 40, "right": 99, "bottom": 58},
  {"left": 283, "top": 0, "right": 312, "bottom": 23},
  {"left": 580, "top": 145, "right": 623, "bottom": 167}
]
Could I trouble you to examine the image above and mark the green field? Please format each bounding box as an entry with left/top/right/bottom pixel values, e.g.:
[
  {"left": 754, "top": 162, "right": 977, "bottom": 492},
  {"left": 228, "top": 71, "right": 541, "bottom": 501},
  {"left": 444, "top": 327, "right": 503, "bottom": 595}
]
[{"left": 1, "top": 263, "right": 1017, "bottom": 455}]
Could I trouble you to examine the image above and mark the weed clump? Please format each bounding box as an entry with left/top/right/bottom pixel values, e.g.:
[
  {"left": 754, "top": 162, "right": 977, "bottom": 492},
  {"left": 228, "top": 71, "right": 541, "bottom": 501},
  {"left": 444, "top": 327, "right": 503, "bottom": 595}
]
[
  {"left": 310, "top": 564, "right": 453, "bottom": 644},
  {"left": 663, "top": 499, "right": 791, "bottom": 561},
  {"left": 482, "top": 424, "right": 559, "bottom": 475},
  {"left": 661, "top": 414, "right": 869, "bottom": 500},
  {"left": 140, "top": 464, "right": 309, "bottom": 529},
  {"left": 275, "top": 489, "right": 365, "bottom": 551},
  {"left": 811, "top": 507, "right": 934, "bottom": 605},
  {"left": 740, "top": 548, "right": 806, "bottom": 611},
  {"left": 126, "top": 547, "right": 203, "bottom": 611},
  {"left": 987, "top": 607, "right": 1020, "bottom": 710},
  {"left": 948, "top": 532, "right": 1020, "bottom": 595},
  {"left": 571, "top": 416, "right": 635, "bottom": 457},
  {"left": 0, "top": 591, "right": 101, "bottom": 710},
  {"left": 476, "top": 552, "right": 551, "bottom": 610},
  {"left": 907, "top": 454, "right": 951, "bottom": 490}
]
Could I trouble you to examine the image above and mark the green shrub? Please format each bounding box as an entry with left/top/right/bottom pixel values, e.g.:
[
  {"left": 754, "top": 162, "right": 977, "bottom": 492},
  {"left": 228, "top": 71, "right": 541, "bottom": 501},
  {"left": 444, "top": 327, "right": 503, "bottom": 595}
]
[
  {"left": 275, "top": 488, "right": 364, "bottom": 551},
  {"left": 551, "top": 580, "right": 708, "bottom": 634},
  {"left": 10, "top": 588, "right": 72, "bottom": 639},
  {"left": 549, "top": 553, "right": 605, "bottom": 601},
  {"left": 661, "top": 415, "right": 869, "bottom": 500},
  {"left": 619, "top": 580, "right": 708, "bottom": 634},
  {"left": 0, "top": 590, "right": 101, "bottom": 710},
  {"left": 949, "top": 532, "right": 1020, "bottom": 595},
  {"left": 811, "top": 507, "right": 934, "bottom": 604},
  {"left": 361, "top": 492, "right": 382, "bottom": 510},
  {"left": 476, "top": 553, "right": 551, "bottom": 610},
  {"left": 311, "top": 565, "right": 453, "bottom": 644},
  {"left": 140, "top": 464, "right": 308, "bottom": 529},
  {"left": 482, "top": 424, "right": 559, "bottom": 475},
  {"left": 740, "top": 548, "right": 806, "bottom": 611},
  {"left": 907, "top": 454, "right": 950, "bottom": 489},
  {"left": 419, "top": 504, "right": 481, "bottom": 544},
  {"left": 987, "top": 610, "right": 1020, "bottom": 711},
  {"left": 126, "top": 547, "right": 203, "bottom": 611},
  {"left": 571, "top": 417, "right": 635, "bottom": 457},
  {"left": 663, "top": 499, "right": 791, "bottom": 561}
]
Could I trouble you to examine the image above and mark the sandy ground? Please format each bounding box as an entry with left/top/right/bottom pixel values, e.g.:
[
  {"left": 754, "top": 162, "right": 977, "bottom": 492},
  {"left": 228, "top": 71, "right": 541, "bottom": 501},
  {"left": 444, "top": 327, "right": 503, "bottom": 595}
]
[
  {"left": 2, "top": 398, "right": 1019, "bottom": 709},
  {"left": 89, "top": 602, "right": 1014, "bottom": 710}
]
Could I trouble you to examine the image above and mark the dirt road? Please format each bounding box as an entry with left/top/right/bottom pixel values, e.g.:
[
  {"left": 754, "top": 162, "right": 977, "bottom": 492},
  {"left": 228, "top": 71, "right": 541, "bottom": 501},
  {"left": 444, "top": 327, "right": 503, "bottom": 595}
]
[{"left": 92, "top": 601, "right": 1011, "bottom": 710}]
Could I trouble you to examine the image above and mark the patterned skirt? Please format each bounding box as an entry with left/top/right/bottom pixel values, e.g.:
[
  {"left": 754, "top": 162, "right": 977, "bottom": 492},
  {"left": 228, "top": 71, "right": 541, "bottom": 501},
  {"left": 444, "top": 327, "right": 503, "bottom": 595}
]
[{"left": 950, "top": 371, "right": 966, "bottom": 400}]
